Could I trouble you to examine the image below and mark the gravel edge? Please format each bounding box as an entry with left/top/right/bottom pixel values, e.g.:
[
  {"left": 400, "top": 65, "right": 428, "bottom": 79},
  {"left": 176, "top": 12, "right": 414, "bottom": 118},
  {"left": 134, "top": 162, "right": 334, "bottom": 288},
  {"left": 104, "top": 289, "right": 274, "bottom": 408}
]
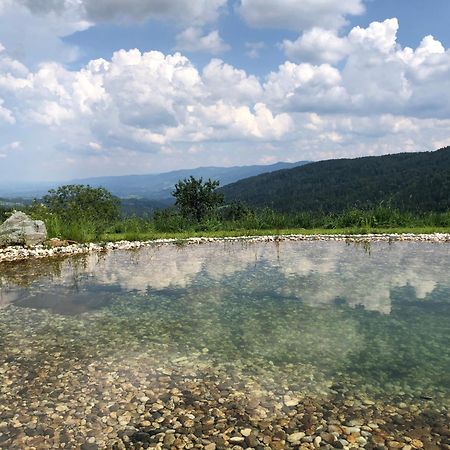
[{"left": 1, "top": 232, "right": 450, "bottom": 263}]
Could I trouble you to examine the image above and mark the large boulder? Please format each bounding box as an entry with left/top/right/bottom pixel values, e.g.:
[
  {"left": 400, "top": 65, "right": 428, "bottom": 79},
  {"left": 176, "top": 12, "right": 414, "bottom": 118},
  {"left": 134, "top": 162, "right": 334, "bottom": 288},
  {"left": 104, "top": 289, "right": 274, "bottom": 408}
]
[{"left": 0, "top": 211, "right": 47, "bottom": 247}]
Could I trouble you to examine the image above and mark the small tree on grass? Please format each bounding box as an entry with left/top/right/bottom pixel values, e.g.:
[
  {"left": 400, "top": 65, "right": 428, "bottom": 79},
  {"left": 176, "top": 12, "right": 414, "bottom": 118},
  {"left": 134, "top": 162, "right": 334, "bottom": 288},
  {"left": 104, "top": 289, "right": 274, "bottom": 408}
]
[
  {"left": 42, "top": 185, "right": 120, "bottom": 235},
  {"left": 172, "top": 176, "right": 224, "bottom": 222}
]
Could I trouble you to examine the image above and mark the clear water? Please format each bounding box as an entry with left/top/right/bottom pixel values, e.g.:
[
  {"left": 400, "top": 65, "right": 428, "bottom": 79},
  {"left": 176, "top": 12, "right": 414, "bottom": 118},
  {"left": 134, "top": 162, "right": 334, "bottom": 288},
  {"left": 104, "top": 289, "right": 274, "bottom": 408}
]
[
  {"left": 1, "top": 241, "right": 449, "bottom": 400},
  {"left": 0, "top": 241, "right": 449, "bottom": 447}
]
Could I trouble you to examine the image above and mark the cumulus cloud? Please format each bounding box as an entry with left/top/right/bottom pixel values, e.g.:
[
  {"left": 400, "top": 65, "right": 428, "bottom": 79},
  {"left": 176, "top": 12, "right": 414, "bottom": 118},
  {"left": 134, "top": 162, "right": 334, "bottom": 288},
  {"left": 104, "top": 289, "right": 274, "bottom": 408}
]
[
  {"left": 264, "top": 61, "right": 348, "bottom": 113},
  {"left": 1, "top": 17, "right": 450, "bottom": 179},
  {"left": 202, "top": 59, "right": 263, "bottom": 103},
  {"left": 0, "top": 1, "right": 89, "bottom": 66},
  {"left": 271, "top": 19, "right": 450, "bottom": 120},
  {"left": 175, "top": 27, "right": 230, "bottom": 54},
  {"left": 238, "top": 0, "right": 364, "bottom": 31},
  {"left": 0, "top": 45, "right": 290, "bottom": 157},
  {"left": 281, "top": 18, "right": 401, "bottom": 64},
  {"left": 281, "top": 28, "right": 351, "bottom": 64}
]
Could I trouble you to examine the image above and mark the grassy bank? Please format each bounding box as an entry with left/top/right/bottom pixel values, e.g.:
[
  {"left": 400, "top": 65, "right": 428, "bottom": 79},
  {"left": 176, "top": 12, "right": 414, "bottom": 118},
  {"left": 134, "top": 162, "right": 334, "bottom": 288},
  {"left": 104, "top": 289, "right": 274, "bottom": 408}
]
[
  {"left": 96, "top": 206, "right": 450, "bottom": 242},
  {"left": 3, "top": 203, "right": 450, "bottom": 244},
  {"left": 101, "top": 226, "right": 450, "bottom": 243}
]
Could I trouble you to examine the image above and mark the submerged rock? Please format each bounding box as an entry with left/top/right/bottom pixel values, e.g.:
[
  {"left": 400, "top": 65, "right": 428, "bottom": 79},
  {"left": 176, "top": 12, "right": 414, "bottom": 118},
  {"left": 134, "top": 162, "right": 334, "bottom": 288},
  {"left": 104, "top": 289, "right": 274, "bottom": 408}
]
[{"left": 0, "top": 211, "right": 47, "bottom": 247}]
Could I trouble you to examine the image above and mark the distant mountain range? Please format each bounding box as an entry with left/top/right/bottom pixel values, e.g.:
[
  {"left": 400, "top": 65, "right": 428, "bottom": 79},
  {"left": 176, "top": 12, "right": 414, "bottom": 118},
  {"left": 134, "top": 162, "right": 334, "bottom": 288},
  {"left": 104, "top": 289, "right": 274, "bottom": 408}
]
[
  {"left": 221, "top": 147, "right": 450, "bottom": 213},
  {"left": 0, "top": 161, "right": 309, "bottom": 201},
  {"left": 6, "top": 147, "right": 449, "bottom": 216}
]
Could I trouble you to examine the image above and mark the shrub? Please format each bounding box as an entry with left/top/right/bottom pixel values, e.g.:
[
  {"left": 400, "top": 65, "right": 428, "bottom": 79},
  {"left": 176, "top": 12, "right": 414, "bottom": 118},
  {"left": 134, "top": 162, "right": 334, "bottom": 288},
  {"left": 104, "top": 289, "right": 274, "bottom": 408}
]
[
  {"left": 29, "top": 185, "right": 120, "bottom": 240},
  {"left": 173, "top": 177, "right": 224, "bottom": 222}
]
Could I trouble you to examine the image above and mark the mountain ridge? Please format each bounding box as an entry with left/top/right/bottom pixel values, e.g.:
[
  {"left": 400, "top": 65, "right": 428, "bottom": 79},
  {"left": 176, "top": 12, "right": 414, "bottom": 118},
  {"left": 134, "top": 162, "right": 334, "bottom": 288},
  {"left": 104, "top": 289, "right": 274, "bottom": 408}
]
[
  {"left": 0, "top": 161, "right": 309, "bottom": 200},
  {"left": 220, "top": 147, "right": 450, "bottom": 213}
]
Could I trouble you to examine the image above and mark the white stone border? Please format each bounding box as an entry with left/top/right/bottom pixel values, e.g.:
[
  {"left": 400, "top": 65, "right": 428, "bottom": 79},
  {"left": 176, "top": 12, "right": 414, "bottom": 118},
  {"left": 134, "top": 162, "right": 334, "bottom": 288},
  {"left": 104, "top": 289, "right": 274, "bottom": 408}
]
[{"left": 1, "top": 233, "right": 450, "bottom": 263}]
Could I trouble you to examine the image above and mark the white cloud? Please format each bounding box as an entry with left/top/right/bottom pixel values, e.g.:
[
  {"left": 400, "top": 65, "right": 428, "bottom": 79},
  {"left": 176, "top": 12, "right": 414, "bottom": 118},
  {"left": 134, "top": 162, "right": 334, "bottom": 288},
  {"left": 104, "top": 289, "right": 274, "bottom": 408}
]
[
  {"left": 0, "top": 45, "right": 290, "bottom": 156},
  {"left": 264, "top": 61, "right": 348, "bottom": 113},
  {"left": 0, "top": 139, "right": 20, "bottom": 159},
  {"left": 175, "top": 27, "right": 230, "bottom": 54},
  {"left": 0, "top": 140, "right": 20, "bottom": 155},
  {"left": 349, "top": 17, "right": 399, "bottom": 54},
  {"left": 1, "top": 18, "right": 450, "bottom": 179},
  {"left": 202, "top": 59, "right": 262, "bottom": 103},
  {"left": 88, "top": 141, "right": 102, "bottom": 151},
  {"left": 271, "top": 19, "right": 450, "bottom": 119},
  {"left": 238, "top": 0, "right": 364, "bottom": 30},
  {"left": 281, "top": 18, "right": 400, "bottom": 65},
  {"left": 281, "top": 28, "right": 350, "bottom": 64},
  {"left": 0, "top": 1, "right": 90, "bottom": 67}
]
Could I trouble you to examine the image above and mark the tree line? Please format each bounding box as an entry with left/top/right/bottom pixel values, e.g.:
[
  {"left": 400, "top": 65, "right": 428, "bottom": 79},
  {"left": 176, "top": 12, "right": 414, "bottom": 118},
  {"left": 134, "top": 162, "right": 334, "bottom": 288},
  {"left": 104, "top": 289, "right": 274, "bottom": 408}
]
[
  {"left": 220, "top": 147, "right": 450, "bottom": 213},
  {"left": 1, "top": 160, "right": 450, "bottom": 243}
]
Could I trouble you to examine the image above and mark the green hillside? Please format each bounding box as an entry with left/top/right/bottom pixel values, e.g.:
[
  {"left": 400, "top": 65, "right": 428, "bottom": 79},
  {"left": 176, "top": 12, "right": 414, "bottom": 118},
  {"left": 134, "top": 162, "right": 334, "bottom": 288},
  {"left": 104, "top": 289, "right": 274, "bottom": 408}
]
[{"left": 220, "top": 147, "right": 450, "bottom": 213}]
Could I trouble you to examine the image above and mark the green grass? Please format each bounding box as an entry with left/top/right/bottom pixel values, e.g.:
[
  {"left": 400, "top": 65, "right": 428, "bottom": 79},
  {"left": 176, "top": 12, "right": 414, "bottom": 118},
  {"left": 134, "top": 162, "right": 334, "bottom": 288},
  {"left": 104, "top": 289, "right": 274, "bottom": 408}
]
[
  {"left": 101, "top": 225, "right": 450, "bottom": 243},
  {"left": 13, "top": 203, "right": 450, "bottom": 244}
]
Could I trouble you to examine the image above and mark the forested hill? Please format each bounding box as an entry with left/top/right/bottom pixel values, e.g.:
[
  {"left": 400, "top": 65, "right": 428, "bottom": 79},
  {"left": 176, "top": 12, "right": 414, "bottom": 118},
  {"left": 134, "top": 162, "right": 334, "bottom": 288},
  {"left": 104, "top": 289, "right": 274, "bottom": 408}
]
[{"left": 220, "top": 147, "right": 450, "bottom": 213}]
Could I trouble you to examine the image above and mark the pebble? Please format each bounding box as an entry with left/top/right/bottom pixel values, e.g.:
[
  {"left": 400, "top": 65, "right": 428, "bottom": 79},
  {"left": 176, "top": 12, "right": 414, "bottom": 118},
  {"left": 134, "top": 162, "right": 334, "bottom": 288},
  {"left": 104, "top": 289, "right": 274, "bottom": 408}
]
[
  {"left": 229, "top": 436, "right": 245, "bottom": 443},
  {"left": 288, "top": 432, "right": 306, "bottom": 443}
]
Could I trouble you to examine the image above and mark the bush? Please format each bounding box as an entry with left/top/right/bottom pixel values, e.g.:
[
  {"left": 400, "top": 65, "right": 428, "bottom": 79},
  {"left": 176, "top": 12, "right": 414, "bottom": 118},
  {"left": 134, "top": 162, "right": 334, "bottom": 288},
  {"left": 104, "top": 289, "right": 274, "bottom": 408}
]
[
  {"left": 29, "top": 185, "right": 121, "bottom": 241},
  {"left": 173, "top": 177, "right": 224, "bottom": 222}
]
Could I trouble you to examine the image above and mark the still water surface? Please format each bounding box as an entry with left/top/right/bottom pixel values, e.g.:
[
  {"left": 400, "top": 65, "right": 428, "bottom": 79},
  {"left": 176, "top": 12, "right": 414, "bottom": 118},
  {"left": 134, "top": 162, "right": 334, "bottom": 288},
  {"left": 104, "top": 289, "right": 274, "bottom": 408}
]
[
  {"left": 1, "top": 240, "right": 449, "bottom": 399},
  {"left": 0, "top": 241, "right": 449, "bottom": 447}
]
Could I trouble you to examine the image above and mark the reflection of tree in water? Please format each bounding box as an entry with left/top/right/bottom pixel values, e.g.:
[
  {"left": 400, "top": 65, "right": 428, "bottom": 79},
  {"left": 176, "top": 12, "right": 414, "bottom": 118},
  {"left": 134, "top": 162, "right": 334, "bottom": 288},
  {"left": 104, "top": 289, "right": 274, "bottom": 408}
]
[
  {"left": 0, "top": 254, "right": 115, "bottom": 314},
  {"left": 0, "top": 258, "right": 65, "bottom": 287},
  {"left": 0, "top": 254, "right": 97, "bottom": 288}
]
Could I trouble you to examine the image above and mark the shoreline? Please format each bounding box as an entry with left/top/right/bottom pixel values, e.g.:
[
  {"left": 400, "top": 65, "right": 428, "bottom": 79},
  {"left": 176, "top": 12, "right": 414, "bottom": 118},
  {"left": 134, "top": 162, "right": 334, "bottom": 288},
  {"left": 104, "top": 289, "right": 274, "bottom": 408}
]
[{"left": 1, "top": 232, "right": 450, "bottom": 263}]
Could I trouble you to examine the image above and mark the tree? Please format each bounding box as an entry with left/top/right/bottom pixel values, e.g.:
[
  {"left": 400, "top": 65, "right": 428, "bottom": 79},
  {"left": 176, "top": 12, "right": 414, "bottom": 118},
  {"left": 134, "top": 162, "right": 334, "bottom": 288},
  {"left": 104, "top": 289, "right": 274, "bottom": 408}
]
[
  {"left": 172, "top": 176, "right": 224, "bottom": 222},
  {"left": 42, "top": 184, "right": 120, "bottom": 232}
]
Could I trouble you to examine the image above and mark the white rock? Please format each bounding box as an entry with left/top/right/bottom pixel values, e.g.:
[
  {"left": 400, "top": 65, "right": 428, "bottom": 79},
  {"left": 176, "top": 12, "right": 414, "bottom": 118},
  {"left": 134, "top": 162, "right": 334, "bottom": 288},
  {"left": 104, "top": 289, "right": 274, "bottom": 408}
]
[{"left": 0, "top": 211, "right": 47, "bottom": 247}]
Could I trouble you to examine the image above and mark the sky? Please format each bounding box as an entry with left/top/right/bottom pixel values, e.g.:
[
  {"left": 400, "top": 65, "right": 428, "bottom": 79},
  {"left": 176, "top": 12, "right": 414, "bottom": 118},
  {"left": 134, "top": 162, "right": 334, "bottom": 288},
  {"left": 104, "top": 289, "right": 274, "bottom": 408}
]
[{"left": 1, "top": 0, "right": 450, "bottom": 182}]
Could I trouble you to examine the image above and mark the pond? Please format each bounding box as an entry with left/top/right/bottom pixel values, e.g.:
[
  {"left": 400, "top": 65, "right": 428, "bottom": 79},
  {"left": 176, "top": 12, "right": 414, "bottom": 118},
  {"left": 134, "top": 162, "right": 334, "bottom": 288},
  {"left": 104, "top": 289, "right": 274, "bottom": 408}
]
[{"left": 0, "top": 240, "right": 449, "bottom": 449}]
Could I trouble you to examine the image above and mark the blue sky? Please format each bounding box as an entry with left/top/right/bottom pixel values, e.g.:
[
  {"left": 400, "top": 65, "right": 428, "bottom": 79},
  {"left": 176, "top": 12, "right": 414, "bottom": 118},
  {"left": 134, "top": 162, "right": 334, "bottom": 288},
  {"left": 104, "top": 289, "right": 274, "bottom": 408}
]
[
  {"left": 63, "top": 0, "right": 450, "bottom": 75},
  {"left": 0, "top": 0, "right": 450, "bottom": 182}
]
